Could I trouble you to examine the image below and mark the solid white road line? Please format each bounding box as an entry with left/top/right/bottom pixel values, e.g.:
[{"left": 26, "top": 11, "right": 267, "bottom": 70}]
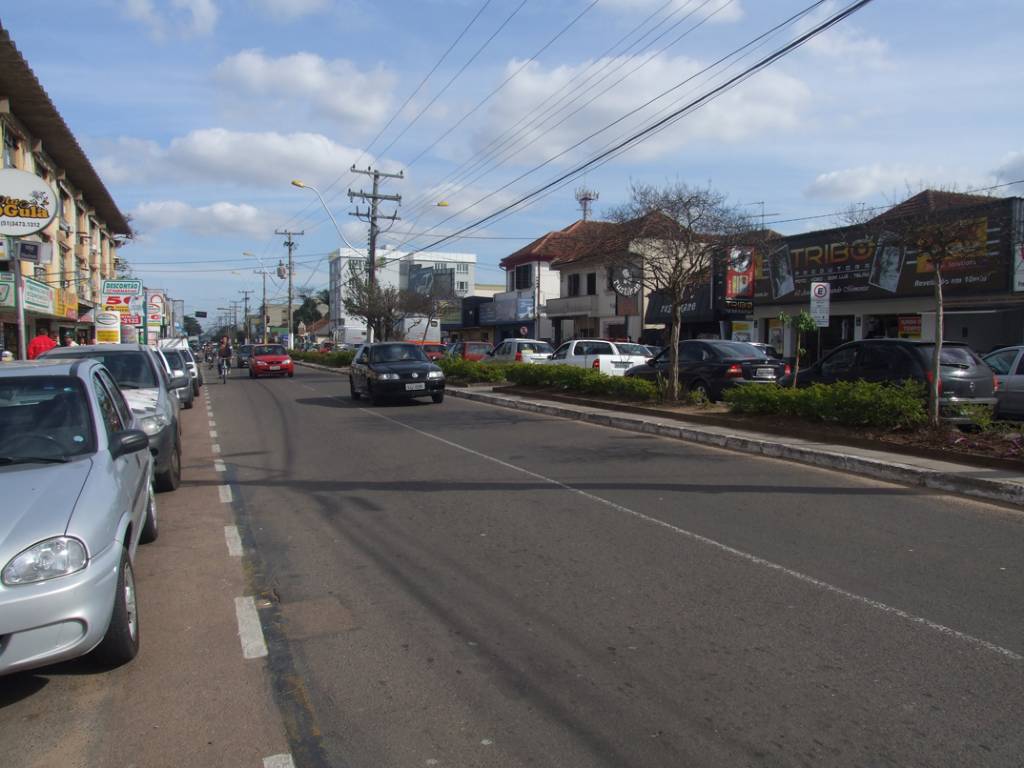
[
  {"left": 234, "top": 596, "right": 268, "bottom": 659},
  {"left": 214, "top": 460, "right": 227, "bottom": 472},
  {"left": 224, "top": 525, "right": 243, "bottom": 557},
  {"left": 212, "top": 443, "right": 221, "bottom": 453},
  {"left": 218, "top": 484, "right": 233, "bottom": 503},
  {"left": 263, "top": 755, "right": 295, "bottom": 768},
  {"left": 360, "top": 406, "right": 1023, "bottom": 662}
]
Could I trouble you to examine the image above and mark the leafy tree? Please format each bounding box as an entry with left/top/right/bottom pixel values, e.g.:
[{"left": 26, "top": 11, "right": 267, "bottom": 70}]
[
  {"left": 598, "top": 181, "right": 756, "bottom": 400},
  {"left": 341, "top": 261, "right": 426, "bottom": 340},
  {"left": 183, "top": 316, "right": 202, "bottom": 336}
]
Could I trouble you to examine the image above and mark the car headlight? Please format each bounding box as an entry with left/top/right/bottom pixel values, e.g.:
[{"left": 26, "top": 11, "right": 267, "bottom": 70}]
[
  {"left": 139, "top": 413, "right": 170, "bottom": 436},
  {"left": 3, "top": 537, "right": 88, "bottom": 585},
  {"left": 427, "top": 370, "right": 444, "bottom": 379},
  {"left": 283, "top": 358, "right": 292, "bottom": 365},
  {"left": 256, "top": 360, "right": 268, "bottom": 366},
  {"left": 377, "top": 372, "right": 399, "bottom": 380}
]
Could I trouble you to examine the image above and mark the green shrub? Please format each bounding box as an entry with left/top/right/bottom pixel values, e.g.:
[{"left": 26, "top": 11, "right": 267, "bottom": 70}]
[
  {"left": 723, "top": 380, "right": 927, "bottom": 431},
  {"left": 504, "top": 364, "right": 657, "bottom": 401},
  {"left": 437, "top": 358, "right": 510, "bottom": 383}
]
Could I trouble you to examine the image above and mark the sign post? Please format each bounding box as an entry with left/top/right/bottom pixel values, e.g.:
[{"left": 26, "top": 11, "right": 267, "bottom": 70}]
[
  {"left": 0, "top": 169, "right": 59, "bottom": 359},
  {"left": 810, "top": 282, "right": 830, "bottom": 328}
]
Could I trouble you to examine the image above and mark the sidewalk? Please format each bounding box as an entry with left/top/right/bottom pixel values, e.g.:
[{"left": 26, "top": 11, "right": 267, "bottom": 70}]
[{"left": 294, "top": 362, "right": 1024, "bottom": 507}]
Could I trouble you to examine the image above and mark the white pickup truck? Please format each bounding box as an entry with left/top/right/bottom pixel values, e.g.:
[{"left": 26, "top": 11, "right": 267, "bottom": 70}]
[{"left": 544, "top": 339, "right": 652, "bottom": 377}]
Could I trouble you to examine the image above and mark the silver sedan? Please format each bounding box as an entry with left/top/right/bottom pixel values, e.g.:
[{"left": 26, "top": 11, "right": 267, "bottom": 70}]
[
  {"left": 0, "top": 359, "right": 156, "bottom": 675},
  {"left": 983, "top": 346, "right": 1024, "bottom": 420}
]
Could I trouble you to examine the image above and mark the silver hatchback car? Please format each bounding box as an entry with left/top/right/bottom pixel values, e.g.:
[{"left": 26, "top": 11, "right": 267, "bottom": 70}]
[{"left": 0, "top": 360, "right": 157, "bottom": 675}]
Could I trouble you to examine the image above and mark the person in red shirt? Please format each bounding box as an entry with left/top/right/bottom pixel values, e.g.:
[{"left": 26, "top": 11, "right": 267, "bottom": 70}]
[{"left": 27, "top": 329, "right": 58, "bottom": 360}]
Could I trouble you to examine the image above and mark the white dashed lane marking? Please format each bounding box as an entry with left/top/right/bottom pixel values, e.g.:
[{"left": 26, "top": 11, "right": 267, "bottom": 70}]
[
  {"left": 234, "top": 596, "right": 268, "bottom": 659},
  {"left": 224, "top": 525, "right": 243, "bottom": 557},
  {"left": 263, "top": 755, "right": 295, "bottom": 768},
  {"left": 218, "top": 485, "right": 233, "bottom": 503},
  {"left": 214, "top": 460, "right": 226, "bottom": 472}
]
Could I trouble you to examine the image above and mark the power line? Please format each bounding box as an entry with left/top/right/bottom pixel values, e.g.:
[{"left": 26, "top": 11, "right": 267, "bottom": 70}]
[{"left": 403, "top": 0, "right": 879, "bottom": 255}]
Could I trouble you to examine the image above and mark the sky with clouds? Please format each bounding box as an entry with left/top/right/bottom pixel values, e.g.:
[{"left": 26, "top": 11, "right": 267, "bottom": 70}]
[{"left": 3, "top": 0, "right": 1023, "bottom": 320}]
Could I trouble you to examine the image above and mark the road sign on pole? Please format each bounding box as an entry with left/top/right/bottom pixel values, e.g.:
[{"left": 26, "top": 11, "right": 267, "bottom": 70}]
[{"left": 810, "top": 282, "right": 830, "bottom": 327}]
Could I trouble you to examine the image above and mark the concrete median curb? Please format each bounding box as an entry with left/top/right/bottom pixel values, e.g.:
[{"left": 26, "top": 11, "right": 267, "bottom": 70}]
[{"left": 446, "top": 388, "right": 1024, "bottom": 508}]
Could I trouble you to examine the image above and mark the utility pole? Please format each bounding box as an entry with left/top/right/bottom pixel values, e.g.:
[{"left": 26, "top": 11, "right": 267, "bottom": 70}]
[
  {"left": 349, "top": 165, "right": 402, "bottom": 342},
  {"left": 254, "top": 268, "right": 270, "bottom": 343},
  {"left": 274, "top": 229, "right": 303, "bottom": 350},
  {"left": 239, "top": 289, "right": 253, "bottom": 343}
]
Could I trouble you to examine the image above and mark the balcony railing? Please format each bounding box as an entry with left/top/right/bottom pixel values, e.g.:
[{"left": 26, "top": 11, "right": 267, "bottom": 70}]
[{"left": 546, "top": 294, "right": 600, "bottom": 317}]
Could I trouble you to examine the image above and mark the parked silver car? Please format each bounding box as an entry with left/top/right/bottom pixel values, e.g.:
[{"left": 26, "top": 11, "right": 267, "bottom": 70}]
[
  {"left": 0, "top": 360, "right": 157, "bottom": 675},
  {"left": 982, "top": 345, "right": 1024, "bottom": 419},
  {"left": 41, "top": 344, "right": 188, "bottom": 492}
]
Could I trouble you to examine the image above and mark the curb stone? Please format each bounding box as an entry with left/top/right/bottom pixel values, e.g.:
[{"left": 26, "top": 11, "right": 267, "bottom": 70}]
[{"left": 293, "top": 362, "right": 1024, "bottom": 507}]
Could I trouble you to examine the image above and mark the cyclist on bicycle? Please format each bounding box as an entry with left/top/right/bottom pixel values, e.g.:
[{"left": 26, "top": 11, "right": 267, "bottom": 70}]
[{"left": 217, "top": 336, "right": 233, "bottom": 380}]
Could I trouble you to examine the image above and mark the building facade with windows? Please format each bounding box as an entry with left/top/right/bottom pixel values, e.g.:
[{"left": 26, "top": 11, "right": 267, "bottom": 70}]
[
  {"left": 0, "top": 24, "right": 130, "bottom": 357},
  {"left": 328, "top": 247, "right": 476, "bottom": 343}
]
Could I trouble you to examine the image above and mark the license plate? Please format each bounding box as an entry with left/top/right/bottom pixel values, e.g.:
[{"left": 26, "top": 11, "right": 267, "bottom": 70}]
[
  {"left": 269, "top": 365, "right": 281, "bottom": 371},
  {"left": 405, "top": 382, "right": 426, "bottom": 391},
  {"left": 755, "top": 367, "right": 775, "bottom": 379},
  {"left": 613, "top": 361, "right": 630, "bottom": 367}
]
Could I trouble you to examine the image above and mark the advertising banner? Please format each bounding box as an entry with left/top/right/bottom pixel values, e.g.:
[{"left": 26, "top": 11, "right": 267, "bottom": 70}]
[
  {"left": 146, "top": 289, "right": 166, "bottom": 346},
  {"left": 95, "top": 311, "right": 122, "bottom": 343},
  {"left": 754, "top": 207, "right": 1010, "bottom": 304},
  {"left": 725, "top": 247, "right": 755, "bottom": 299},
  {"left": 101, "top": 279, "right": 145, "bottom": 329},
  {"left": 55, "top": 288, "right": 78, "bottom": 320},
  {"left": 22, "top": 276, "right": 54, "bottom": 315},
  {"left": 1015, "top": 243, "right": 1024, "bottom": 293},
  {"left": 731, "top": 320, "right": 754, "bottom": 342},
  {"left": 0, "top": 272, "right": 13, "bottom": 309}
]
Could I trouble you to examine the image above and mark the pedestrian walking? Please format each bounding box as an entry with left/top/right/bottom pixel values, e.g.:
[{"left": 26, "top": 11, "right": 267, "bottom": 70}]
[{"left": 27, "top": 328, "right": 58, "bottom": 360}]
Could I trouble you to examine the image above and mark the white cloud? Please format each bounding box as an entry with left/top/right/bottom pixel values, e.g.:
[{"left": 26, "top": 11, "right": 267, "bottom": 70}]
[
  {"left": 250, "top": 0, "right": 329, "bottom": 19},
  {"left": 804, "top": 163, "right": 987, "bottom": 201},
  {"left": 468, "top": 53, "right": 809, "bottom": 167},
  {"left": 994, "top": 151, "right": 1024, "bottom": 184},
  {"left": 131, "top": 200, "right": 271, "bottom": 238},
  {"left": 216, "top": 49, "right": 395, "bottom": 131},
  {"left": 121, "top": 0, "right": 219, "bottom": 38},
  {"left": 600, "top": 0, "right": 744, "bottom": 24},
  {"left": 96, "top": 129, "right": 371, "bottom": 189},
  {"left": 796, "top": 1, "right": 887, "bottom": 68}
]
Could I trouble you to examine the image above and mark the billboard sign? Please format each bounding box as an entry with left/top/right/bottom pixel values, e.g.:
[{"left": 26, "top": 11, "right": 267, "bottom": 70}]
[
  {"left": 22, "top": 276, "right": 54, "bottom": 315},
  {"left": 0, "top": 272, "right": 13, "bottom": 308},
  {"left": 0, "top": 169, "right": 58, "bottom": 237},
  {"left": 754, "top": 207, "right": 1009, "bottom": 304},
  {"left": 101, "top": 279, "right": 145, "bottom": 329}
]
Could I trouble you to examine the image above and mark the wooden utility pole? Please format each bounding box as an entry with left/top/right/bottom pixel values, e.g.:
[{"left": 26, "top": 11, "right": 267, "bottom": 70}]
[
  {"left": 349, "top": 165, "right": 402, "bottom": 342},
  {"left": 274, "top": 229, "right": 303, "bottom": 350}
]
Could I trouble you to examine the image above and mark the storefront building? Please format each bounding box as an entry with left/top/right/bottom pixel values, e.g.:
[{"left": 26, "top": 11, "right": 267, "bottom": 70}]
[
  {"left": 751, "top": 192, "right": 1024, "bottom": 361},
  {"left": 0, "top": 24, "right": 131, "bottom": 357}
]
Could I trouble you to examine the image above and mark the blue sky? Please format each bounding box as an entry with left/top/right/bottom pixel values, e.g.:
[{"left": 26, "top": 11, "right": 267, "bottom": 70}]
[{"left": 4, "top": 0, "right": 1023, "bottom": 323}]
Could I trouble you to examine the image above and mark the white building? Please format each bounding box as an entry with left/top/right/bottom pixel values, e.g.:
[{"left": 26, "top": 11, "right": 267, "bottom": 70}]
[{"left": 328, "top": 247, "right": 476, "bottom": 343}]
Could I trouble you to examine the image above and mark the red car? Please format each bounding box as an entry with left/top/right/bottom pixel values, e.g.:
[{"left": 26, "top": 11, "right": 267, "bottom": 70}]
[
  {"left": 248, "top": 343, "right": 294, "bottom": 378},
  {"left": 446, "top": 341, "right": 493, "bottom": 361},
  {"left": 407, "top": 340, "right": 448, "bottom": 361}
]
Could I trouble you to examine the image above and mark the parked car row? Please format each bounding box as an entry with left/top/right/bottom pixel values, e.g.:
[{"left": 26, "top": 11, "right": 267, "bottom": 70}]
[{"left": 1, "top": 342, "right": 204, "bottom": 676}]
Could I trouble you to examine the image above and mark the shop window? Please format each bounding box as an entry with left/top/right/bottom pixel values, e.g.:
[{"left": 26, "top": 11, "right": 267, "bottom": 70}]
[
  {"left": 586, "top": 273, "right": 597, "bottom": 295},
  {"left": 2, "top": 130, "right": 18, "bottom": 169},
  {"left": 567, "top": 274, "right": 580, "bottom": 297}
]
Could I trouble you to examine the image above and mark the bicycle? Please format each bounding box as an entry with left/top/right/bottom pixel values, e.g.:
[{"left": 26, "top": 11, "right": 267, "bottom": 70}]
[{"left": 218, "top": 357, "right": 229, "bottom": 384}]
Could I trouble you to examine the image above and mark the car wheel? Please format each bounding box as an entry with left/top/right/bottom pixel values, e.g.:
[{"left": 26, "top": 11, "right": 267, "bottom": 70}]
[
  {"left": 154, "top": 441, "right": 181, "bottom": 492},
  {"left": 432, "top": 393, "right": 444, "bottom": 404},
  {"left": 183, "top": 396, "right": 194, "bottom": 410},
  {"left": 350, "top": 380, "right": 362, "bottom": 400},
  {"left": 192, "top": 381, "right": 200, "bottom": 396},
  {"left": 139, "top": 486, "right": 159, "bottom": 544},
  {"left": 690, "top": 380, "right": 712, "bottom": 402},
  {"left": 92, "top": 546, "right": 140, "bottom": 667}
]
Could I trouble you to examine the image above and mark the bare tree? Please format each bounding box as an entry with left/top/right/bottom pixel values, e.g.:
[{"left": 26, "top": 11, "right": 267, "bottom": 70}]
[
  {"left": 592, "top": 181, "right": 756, "bottom": 400},
  {"left": 342, "top": 261, "right": 440, "bottom": 341},
  {"left": 843, "top": 189, "right": 993, "bottom": 426}
]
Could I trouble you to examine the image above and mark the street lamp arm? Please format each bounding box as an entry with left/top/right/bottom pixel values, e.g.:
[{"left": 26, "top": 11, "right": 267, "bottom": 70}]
[{"left": 293, "top": 181, "right": 361, "bottom": 253}]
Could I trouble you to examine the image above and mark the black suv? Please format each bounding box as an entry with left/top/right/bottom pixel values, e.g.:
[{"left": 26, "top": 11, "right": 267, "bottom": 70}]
[{"left": 781, "top": 339, "right": 997, "bottom": 424}]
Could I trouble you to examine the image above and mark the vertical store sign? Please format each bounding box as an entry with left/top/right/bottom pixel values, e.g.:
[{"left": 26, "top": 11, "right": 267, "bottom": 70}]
[
  {"left": 146, "top": 289, "right": 166, "bottom": 346},
  {"left": 100, "top": 279, "right": 145, "bottom": 336},
  {"left": 1014, "top": 243, "right": 1024, "bottom": 292},
  {"left": 809, "top": 282, "right": 830, "bottom": 327}
]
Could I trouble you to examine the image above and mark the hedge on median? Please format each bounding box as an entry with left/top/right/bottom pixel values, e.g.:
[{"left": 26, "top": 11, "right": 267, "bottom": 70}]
[
  {"left": 291, "top": 350, "right": 355, "bottom": 367},
  {"left": 436, "top": 358, "right": 511, "bottom": 383},
  {"left": 504, "top": 363, "right": 659, "bottom": 402},
  {"left": 722, "top": 380, "right": 927, "bottom": 431}
]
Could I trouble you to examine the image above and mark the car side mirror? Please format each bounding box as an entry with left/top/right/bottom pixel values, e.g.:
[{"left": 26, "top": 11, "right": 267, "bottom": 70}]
[
  {"left": 170, "top": 373, "right": 190, "bottom": 390},
  {"left": 646, "top": 357, "right": 656, "bottom": 366},
  {"left": 111, "top": 429, "right": 149, "bottom": 458}
]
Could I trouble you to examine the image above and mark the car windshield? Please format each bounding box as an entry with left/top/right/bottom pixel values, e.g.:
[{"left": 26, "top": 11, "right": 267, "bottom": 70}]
[
  {"left": 468, "top": 343, "right": 492, "bottom": 352},
  {"left": 253, "top": 345, "right": 286, "bottom": 356},
  {"left": 240, "top": 345, "right": 252, "bottom": 354},
  {"left": 519, "top": 342, "right": 554, "bottom": 355},
  {"left": 615, "top": 343, "right": 649, "bottom": 356},
  {"left": 164, "top": 350, "right": 184, "bottom": 370},
  {"left": 371, "top": 344, "right": 428, "bottom": 363},
  {"left": 0, "top": 376, "right": 95, "bottom": 461},
  {"left": 708, "top": 341, "right": 768, "bottom": 359},
  {"left": 43, "top": 350, "right": 159, "bottom": 389},
  {"left": 425, "top": 345, "right": 446, "bottom": 354}
]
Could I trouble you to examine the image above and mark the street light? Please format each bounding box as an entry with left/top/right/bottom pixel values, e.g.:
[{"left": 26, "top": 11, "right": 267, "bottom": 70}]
[{"left": 291, "top": 178, "right": 370, "bottom": 342}]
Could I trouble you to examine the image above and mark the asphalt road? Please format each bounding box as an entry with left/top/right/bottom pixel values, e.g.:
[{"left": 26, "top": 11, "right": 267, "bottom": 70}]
[{"left": 201, "top": 365, "right": 1024, "bottom": 768}]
